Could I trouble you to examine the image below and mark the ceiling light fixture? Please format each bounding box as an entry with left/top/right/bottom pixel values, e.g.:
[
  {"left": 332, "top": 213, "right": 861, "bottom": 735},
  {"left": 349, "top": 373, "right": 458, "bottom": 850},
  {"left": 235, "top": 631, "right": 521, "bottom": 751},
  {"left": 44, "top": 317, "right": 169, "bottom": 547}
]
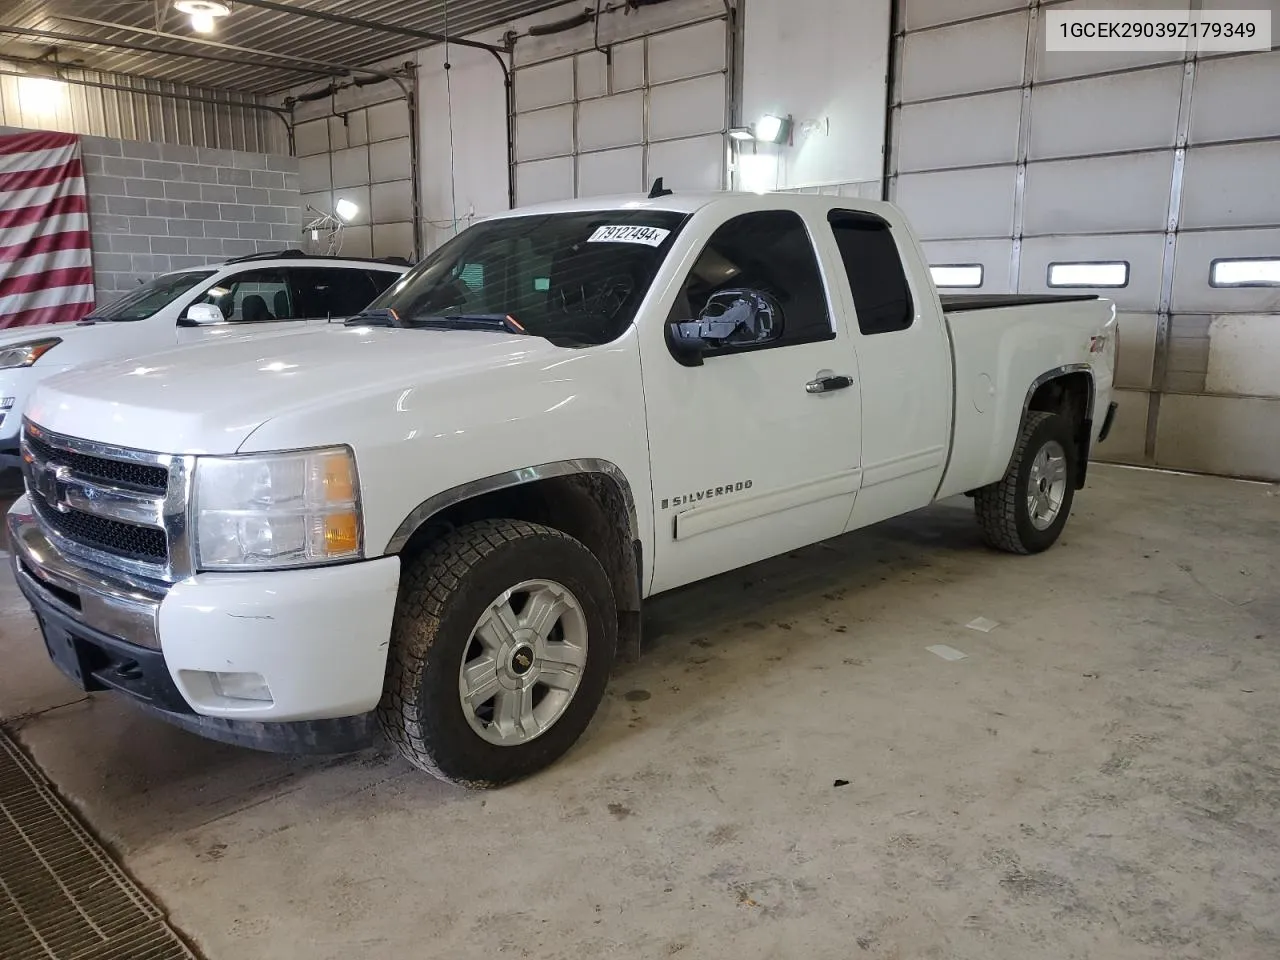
[{"left": 174, "top": 1, "right": 232, "bottom": 34}]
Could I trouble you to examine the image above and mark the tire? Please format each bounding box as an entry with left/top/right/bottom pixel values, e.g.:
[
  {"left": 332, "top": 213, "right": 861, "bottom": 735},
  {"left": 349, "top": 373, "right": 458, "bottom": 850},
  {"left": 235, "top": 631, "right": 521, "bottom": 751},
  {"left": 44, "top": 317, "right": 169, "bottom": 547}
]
[
  {"left": 974, "top": 411, "right": 1078, "bottom": 555},
  {"left": 378, "top": 519, "right": 617, "bottom": 787}
]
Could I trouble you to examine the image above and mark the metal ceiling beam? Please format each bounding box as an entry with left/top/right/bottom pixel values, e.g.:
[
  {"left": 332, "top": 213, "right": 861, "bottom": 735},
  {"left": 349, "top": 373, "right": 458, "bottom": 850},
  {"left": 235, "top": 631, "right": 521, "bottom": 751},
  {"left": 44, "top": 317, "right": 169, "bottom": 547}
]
[
  {"left": 0, "top": 24, "right": 337, "bottom": 78},
  {"left": 227, "top": 0, "right": 511, "bottom": 55},
  {"left": 54, "top": 14, "right": 384, "bottom": 79}
]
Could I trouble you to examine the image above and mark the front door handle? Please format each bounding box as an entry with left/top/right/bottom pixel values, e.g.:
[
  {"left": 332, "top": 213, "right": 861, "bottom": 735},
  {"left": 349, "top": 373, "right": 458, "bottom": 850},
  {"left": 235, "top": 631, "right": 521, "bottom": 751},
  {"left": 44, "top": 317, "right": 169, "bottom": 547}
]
[{"left": 806, "top": 375, "right": 854, "bottom": 394}]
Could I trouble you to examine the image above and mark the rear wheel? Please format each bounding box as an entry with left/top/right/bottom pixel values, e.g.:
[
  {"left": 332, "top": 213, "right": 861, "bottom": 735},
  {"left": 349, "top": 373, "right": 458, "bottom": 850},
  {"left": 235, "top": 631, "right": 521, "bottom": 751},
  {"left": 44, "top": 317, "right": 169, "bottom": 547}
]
[
  {"left": 974, "top": 411, "right": 1077, "bottom": 554},
  {"left": 378, "top": 519, "right": 616, "bottom": 786}
]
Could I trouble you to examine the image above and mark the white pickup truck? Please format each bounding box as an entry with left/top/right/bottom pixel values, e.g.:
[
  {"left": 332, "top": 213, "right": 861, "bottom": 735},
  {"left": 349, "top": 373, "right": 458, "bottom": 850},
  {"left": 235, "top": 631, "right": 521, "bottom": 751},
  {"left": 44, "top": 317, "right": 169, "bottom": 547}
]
[{"left": 9, "top": 191, "right": 1117, "bottom": 786}]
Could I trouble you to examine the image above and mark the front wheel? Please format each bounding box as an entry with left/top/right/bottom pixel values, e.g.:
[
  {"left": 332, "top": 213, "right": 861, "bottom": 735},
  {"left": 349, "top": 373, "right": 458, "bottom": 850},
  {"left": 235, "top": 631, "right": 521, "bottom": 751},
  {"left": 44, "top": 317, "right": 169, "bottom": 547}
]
[
  {"left": 974, "top": 411, "right": 1077, "bottom": 554},
  {"left": 378, "top": 519, "right": 617, "bottom": 787}
]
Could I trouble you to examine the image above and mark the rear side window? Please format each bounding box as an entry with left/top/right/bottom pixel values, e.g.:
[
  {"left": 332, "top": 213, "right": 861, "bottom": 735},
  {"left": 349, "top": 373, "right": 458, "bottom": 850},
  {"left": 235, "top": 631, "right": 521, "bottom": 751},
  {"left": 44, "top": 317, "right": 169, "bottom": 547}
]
[
  {"left": 828, "top": 211, "right": 914, "bottom": 336},
  {"left": 367, "top": 270, "right": 403, "bottom": 296},
  {"left": 670, "top": 210, "right": 833, "bottom": 353},
  {"left": 291, "top": 268, "right": 380, "bottom": 319}
]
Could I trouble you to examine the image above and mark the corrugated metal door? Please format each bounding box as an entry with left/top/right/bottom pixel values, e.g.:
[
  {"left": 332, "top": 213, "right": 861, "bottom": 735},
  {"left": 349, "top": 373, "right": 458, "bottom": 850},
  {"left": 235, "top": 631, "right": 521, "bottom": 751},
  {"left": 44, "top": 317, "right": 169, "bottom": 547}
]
[
  {"left": 295, "top": 95, "right": 417, "bottom": 261},
  {"left": 888, "top": 0, "right": 1280, "bottom": 480},
  {"left": 512, "top": 0, "right": 731, "bottom": 204}
]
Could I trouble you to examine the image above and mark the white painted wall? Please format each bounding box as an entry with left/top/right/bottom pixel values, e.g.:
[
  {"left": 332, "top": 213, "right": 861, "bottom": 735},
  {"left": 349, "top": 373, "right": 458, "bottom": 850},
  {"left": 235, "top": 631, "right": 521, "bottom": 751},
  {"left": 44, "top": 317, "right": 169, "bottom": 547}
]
[{"left": 739, "top": 0, "right": 890, "bottom": 193}]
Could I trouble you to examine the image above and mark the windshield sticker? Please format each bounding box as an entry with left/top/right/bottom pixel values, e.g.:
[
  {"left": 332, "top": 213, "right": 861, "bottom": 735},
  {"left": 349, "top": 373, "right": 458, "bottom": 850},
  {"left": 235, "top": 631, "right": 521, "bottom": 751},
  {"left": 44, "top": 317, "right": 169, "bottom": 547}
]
[{"left": 586, "top": 225, "right": 671, "bottom": 247}]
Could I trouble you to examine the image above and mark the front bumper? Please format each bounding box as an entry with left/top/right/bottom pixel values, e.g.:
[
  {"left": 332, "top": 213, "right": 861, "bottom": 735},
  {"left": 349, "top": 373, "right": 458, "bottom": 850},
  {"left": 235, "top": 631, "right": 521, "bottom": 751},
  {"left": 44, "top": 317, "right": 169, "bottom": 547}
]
[{"left": 9, "top": 498, "right": 401, "bottom": 753}]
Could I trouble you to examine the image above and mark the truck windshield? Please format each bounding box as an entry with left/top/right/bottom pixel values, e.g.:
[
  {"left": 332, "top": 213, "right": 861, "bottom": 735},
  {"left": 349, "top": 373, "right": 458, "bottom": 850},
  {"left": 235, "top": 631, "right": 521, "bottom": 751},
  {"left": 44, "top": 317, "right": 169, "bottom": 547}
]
[
  {"left": 368, "top": 210, "right": 688, "bottom": 346},
  {"left": 91, "top": 270, "right": 217, "bottom": 322}
]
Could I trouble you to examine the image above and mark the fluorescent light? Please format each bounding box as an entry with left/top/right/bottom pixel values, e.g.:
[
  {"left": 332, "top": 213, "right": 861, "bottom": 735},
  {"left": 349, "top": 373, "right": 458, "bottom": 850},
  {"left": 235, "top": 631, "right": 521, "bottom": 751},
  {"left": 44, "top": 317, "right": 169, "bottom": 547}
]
[
  {"left": 753, "top": 114, "right": 795, "bottom": 145},
  {"left": 1047, "top": 261, "right": 1129, "bottom": 288},
  {"left": 729, "top": 127, "right": 755, "bottom": 141},
  {"left": 334, "top": 198, "right": 359, "bottom": 222},
  {"left": 931, "top": 264, "right": 984, "bottom": 288},
  {"left": 1210, "top": 258, "right": 1280, "bottom": 287}
]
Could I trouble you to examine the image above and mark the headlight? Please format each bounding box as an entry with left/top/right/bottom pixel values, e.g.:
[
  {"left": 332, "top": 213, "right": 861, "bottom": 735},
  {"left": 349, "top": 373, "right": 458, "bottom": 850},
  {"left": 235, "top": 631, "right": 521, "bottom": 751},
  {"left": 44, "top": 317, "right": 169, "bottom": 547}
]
[
  {"left": 193, "top": 446, "right": 362, "bottom": 570},
  {"left": 0, "top": 338, "right": 60, "bottom": 369}
]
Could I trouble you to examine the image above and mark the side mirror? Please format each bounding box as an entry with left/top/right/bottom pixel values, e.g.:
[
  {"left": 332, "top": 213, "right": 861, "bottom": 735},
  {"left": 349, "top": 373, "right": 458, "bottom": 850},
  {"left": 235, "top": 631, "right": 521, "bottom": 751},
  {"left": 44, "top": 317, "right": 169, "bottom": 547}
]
[
  {"left": 183, "top": 302, "right": 224, "bottom": 326},
  {"left": 665, "top": 321, "right": 706, "bottom": 367}
]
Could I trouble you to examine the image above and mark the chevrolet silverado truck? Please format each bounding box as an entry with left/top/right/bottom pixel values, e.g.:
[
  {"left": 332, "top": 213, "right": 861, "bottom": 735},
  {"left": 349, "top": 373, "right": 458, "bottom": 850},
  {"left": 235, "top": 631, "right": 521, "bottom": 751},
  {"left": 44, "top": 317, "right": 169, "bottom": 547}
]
[
  {"left": 8, "top": 191, "right": 1118, "bottom": 787},
  {"left": 0, "top": 251, "right": 408, "bottom": 468}
]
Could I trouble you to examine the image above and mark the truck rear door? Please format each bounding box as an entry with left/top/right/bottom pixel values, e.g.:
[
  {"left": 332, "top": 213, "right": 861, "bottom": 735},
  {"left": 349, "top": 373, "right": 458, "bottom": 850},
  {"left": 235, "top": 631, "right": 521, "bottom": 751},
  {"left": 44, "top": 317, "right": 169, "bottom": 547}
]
[
  {"left": 640, "top": 206, "right": 863, "bottom": 594},
  {"left": 824, "top": 208, "right": 953, "bottom": 530}
]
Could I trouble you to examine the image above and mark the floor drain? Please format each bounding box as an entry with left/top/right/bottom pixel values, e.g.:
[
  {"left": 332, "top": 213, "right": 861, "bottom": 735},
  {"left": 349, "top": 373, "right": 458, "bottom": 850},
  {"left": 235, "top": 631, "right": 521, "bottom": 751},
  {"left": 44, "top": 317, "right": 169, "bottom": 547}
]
[{"left": 0, "top": 726, "right": 198, "bottom": 960}]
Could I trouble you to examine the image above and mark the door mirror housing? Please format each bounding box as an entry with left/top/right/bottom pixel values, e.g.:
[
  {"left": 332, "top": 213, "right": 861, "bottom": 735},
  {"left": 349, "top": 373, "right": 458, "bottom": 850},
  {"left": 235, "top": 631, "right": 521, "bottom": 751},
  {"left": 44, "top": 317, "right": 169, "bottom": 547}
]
[
  {"left": 665, "top": 321, "right": 707, "bottom": 367},
  {"left": 182, "top": 302, "right": 225, "bottom": 326}
]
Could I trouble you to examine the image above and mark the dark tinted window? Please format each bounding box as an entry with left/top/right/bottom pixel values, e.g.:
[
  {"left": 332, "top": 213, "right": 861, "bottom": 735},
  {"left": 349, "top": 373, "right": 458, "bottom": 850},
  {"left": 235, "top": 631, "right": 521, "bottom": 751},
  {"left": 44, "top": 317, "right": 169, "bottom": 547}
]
[
  {"left": 292, "top": 268, "right": 380, "bottom": 319},
  {"left": 828, "top": 211, "right": 914, "bottom": 335},
  {"left": 193, "top": 269, "right": 295, "bottom": 323},
  {"left": 670, "top": 210, "right": 832, "bottom": 352},
  {"left": 371, "top": 211, "right": 687, "bottom": 346},
  {"left": 99, "top": 270, "right": 215, "bottom": 322}
]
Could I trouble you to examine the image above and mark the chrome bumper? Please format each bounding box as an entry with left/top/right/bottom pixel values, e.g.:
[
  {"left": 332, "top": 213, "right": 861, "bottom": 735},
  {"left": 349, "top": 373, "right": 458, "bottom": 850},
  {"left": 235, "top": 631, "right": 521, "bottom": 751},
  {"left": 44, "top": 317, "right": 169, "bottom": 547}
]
[{"left": 8, "top": 498, "right": 166, "bottom": 650}]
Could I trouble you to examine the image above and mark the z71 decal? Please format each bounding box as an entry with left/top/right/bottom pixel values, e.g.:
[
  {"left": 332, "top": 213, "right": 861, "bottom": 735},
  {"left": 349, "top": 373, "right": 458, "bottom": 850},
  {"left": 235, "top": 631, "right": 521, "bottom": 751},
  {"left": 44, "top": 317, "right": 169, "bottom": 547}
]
[{"left": 662, "top": 480, "right": 753, "bottom": 510}]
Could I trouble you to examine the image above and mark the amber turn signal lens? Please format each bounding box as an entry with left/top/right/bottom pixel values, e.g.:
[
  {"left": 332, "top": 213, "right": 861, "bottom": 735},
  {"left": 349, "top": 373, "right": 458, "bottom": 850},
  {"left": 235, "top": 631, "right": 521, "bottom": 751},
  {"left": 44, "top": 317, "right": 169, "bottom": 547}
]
[
  {"left": 319, "top": 451, "right": 356, "bottom": 502},
  {"left": 324, "top": 512, "right": 359, "bottom": 554}
]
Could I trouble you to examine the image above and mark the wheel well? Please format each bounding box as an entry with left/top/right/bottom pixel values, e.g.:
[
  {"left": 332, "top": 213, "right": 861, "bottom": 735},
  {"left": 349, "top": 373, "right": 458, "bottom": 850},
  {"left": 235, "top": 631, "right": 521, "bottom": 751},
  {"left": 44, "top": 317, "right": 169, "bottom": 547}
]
[
  {"left": 397, "top": 474, "right": 641, "bottom": 617},
  {"left": 1028, "top": 371, "right": 1093, "bottom": 487}
]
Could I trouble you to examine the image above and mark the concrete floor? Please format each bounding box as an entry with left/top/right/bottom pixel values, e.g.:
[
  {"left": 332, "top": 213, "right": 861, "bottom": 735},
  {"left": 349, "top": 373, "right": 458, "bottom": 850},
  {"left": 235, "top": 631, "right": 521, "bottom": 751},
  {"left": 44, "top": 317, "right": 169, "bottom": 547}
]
[{"left": 2, "top": 464, "right": 1278, "bottom": 960}]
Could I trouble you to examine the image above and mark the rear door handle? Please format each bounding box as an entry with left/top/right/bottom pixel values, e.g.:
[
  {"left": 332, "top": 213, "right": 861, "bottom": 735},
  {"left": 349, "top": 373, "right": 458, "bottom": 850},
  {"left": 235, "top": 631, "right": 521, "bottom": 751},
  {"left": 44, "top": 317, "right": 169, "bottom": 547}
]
[{"left": 806, "top": 375, "right": 854, "bottom": 394}]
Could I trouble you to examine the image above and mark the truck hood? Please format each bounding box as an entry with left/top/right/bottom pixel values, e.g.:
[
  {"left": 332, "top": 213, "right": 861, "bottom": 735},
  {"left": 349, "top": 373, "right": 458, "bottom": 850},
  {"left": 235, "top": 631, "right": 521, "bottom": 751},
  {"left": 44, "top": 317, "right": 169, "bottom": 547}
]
[{"left": 25, "top": 325, "right": 561, "bottom": 454}]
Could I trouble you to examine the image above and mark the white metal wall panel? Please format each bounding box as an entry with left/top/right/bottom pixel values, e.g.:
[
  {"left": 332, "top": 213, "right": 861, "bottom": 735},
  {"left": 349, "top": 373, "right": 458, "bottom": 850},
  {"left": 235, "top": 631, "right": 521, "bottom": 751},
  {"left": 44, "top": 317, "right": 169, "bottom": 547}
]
[
  {"left": 1190, "top": 53, "right": 1280, "bottom": 143},
  {"left": 647, "top": 19, "right": 726, "bottom": 83},
  {"left": 896, "top": 90, "right": 1021, "bottom": 171},
  {"left": 901, "top": 0, "right": 1026, "bottom": 31},
  {"left": 578, "top": 93, "right": 644, "bottom": 151},
  {"left": 899, "top": 13, "right": 1028, "bottom": 102},
  {"left": 895, "top": 166, "right": 1018, "bottom": 240},
  {"left": 1022, "top": 152, "right": 1174, "bottom": 235},
  {"left": 1180, "top": 142, "right": 1280, "bottom": 228},
  {"left": 516, "top": 106, "right": 576, "bottom": 162},
  {"left": 1171, "top": 229, "right": 1280, "bottom": 314},
  {"left": 516, "top": 156, "right": 575, "bottom": 205},
  {"left": 578, "top": 147, "right": 644, "bottom": 197},
  {"left": 1034, "top": 0, "right": 1188, "bottom": 82},
  {"left": 371, "top": 180, "right": 413, "bottom": 223},
  {"left": 648, "top": 75, "right": 726, "bottom": 141},
  {"left": 330, "top": 146, "right": 371, "bottom": 189},
  {"left": 892, "top": 0, "right": 1280, "bottom": 479},
  {"left": 512, "top": 11, "right": 729, "bottom": 206},
  {"left": 1019, "top": 234, "right": 1166, "bottom": 311},
  {"left": 1028, "top": 66, "right": 1182, "bottom": 159},
  {"left": 646, "top": 135, "right": 724, "bottom": 192},
  {"left": 370, "top": 139, "right": 412, "bottom": 184}
]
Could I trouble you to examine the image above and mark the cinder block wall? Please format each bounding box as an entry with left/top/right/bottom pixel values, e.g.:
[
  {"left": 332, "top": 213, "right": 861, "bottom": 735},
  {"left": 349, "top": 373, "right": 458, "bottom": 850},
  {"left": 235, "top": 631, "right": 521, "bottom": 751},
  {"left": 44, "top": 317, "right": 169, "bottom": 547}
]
[{"left": 77, "top": 136, "right": 302, "bottom": 302}]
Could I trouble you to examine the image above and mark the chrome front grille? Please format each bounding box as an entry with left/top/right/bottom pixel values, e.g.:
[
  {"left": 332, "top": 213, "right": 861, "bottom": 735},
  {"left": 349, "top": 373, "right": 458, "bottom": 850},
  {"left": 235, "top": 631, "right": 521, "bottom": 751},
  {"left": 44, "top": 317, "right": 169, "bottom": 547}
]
[{"left": 20, "top": 420, "right": 194, "bottom": 583}]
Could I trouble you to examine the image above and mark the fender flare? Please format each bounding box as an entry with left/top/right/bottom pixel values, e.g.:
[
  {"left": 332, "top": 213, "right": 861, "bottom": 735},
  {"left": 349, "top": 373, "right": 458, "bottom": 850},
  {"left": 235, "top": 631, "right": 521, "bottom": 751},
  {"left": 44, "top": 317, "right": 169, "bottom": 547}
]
[{"left": 381, "top": 458, "right": 640, "bottom": 556}]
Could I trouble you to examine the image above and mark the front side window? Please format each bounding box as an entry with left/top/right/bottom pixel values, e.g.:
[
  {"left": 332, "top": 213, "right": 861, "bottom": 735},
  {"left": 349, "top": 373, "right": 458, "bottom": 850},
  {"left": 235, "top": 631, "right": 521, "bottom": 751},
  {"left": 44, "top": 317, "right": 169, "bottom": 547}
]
[
  {"left": 369, "top": 210, "right": 688, "bottom": 346},
  {"left": 668, "top": 210, "right": 833, "bottom": 355},
  {"left": 828, "top": 211, "right": 914, "bottom": 336},
  {"left": 290, "top": 268, "right": 380, "bottom": 319},
  {"left": 94, "top": 270, "right": 216, "bottom": 322},
  {"left": 192, "top": 269, "right": 296, "bottom": 323}
]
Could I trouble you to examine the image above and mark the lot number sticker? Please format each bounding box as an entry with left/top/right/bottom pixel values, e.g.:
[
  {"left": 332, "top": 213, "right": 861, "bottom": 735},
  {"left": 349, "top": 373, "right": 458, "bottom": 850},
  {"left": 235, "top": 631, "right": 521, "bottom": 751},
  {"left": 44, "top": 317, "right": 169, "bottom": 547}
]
[{"left": 587, "top": 225, "right": 671, "bottom": 247}]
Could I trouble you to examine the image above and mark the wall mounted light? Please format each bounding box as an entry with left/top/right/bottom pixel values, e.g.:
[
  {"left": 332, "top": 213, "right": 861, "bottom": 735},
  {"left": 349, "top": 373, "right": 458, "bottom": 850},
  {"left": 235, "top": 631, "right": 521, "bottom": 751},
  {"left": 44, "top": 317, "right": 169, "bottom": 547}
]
[
  {"left": 334, "top": 198, "right": 360, "bottom": 222},
  {"left": 729, "top": 127, "right": 755, "bottom": 141},
  {"left": 753, "top": 114, "right": 793, "bottom": 145}
]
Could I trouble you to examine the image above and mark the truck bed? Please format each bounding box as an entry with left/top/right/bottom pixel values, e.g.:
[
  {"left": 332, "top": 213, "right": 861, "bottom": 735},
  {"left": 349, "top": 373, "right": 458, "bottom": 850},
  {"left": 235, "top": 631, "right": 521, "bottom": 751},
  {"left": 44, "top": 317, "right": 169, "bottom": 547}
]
[{"left": 940, "top": 293, "right": 1100, "bottom": 313}]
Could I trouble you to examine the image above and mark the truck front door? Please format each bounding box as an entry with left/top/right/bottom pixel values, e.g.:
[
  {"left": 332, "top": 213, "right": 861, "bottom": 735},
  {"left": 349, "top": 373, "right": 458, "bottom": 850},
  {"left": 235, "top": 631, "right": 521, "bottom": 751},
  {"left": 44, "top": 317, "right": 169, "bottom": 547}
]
[{"left": 640, "top": 207, "right": 863, "bottom": 594}]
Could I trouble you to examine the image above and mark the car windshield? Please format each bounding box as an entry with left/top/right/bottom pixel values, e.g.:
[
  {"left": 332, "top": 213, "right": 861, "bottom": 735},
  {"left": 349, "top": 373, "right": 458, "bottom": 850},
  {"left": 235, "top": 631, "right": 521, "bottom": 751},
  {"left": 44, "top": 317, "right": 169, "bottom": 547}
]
[
  {"left": 92, "top": 270, "right": 217, "bottom": 322},
  {"left": 368, "top": 210, "right": 688, "bottom": 346}
]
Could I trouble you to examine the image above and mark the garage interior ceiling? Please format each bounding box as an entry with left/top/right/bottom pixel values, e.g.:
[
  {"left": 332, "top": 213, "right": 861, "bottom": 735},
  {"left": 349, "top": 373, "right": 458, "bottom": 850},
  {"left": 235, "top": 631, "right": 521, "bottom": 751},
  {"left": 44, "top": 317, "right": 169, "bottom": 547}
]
[{"left": 0, "top": 0, "right": 567, "bottom": 94}]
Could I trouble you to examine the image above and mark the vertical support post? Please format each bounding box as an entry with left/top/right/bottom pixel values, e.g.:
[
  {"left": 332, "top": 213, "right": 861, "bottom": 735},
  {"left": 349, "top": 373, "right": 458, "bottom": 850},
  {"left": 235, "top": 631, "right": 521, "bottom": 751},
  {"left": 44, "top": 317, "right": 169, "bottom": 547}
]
[{"left": 1009, "top": 2, "right": 1041, "bottom": 295}]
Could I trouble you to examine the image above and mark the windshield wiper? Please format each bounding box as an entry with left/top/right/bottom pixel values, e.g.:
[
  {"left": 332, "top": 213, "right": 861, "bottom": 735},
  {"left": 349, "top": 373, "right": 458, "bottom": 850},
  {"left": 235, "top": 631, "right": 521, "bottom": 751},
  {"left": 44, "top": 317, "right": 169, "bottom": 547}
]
[{"left": 348, "top": 310, "right": 526, "bottom": 334}]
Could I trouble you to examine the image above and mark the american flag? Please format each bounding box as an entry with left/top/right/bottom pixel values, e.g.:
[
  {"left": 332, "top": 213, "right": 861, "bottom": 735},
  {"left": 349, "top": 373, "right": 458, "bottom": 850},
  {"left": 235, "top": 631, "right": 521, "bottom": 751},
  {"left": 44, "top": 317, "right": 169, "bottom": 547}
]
[{"left": 0, "top": 130, "right": 95, "bottom": 329}]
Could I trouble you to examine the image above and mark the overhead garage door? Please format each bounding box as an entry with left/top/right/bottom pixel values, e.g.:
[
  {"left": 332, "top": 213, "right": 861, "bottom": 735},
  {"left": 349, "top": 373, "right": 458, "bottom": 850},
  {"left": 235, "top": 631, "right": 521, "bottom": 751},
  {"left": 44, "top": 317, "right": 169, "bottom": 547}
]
[
  {"left": 512, "top": 0, "right": 731, "bottom": 204},
  {"left": 294, "top": 91, "right": 418, "bottom": 262},
  {"left": 888, "top": 0, "right": 1280, "bottom": 481}
]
